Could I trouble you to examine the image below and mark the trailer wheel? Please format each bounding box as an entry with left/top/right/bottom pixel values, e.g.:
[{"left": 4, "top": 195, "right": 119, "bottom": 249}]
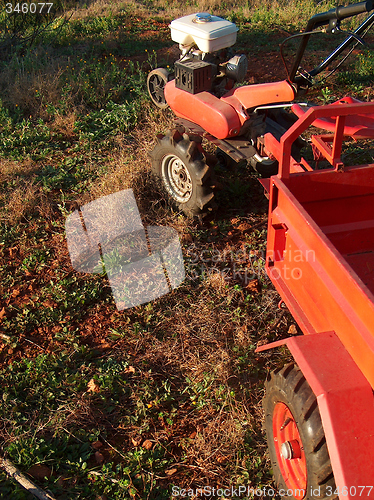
[
  {"left": 149, "top": 129, "right": 214, "bottom": 216},
  {"left": 263, "top": 363, "right": 337, "bottom": 500}
]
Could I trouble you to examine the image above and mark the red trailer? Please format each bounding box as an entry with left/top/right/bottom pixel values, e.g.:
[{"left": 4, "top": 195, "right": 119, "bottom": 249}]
[{"left": 257, "top": 101, "right": 374, "bottom": 498}]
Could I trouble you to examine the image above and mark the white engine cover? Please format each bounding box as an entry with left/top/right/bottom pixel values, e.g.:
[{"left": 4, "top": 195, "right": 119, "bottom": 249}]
[{"left": 169, "top": 13, "right": 238, "bottom": 53}]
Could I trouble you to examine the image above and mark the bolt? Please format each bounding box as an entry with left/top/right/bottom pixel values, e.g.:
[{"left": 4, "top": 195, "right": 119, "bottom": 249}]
[{"left": 280, "top": 417, "right": 292, "bottom": 431}]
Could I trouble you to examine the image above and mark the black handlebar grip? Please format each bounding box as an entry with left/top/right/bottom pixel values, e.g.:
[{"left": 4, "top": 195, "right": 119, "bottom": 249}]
[{"left": 336, "top": 1, "right": 374, "bottom": 20}]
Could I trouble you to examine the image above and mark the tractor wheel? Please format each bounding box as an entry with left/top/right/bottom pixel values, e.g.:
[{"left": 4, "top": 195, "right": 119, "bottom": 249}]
[
  {"left": 147, "top": 68, "right": 170, "bottom": 109},
  {"left": 149, "top": 129, "right": 214, "bottom": 216},
  {"left": 263, "top": 363, "right": 337, "bottom": 500}
]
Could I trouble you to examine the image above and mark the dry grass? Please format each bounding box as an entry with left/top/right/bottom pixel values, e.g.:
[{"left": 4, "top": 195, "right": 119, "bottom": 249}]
[
  {"left": 0, "top": 159, "right": 40, "bottom": 223},
  {"left": 67, "top": 0, "right": 335, "bottom": 26},
  {"left": 50, "top": 111, "right": 78, "bottom": 141},
  {"left": 84, "top": 104, "right": 176, "bottom": 214},
  {"left": 67, "top": 0, "right": 130, "bottom": 19},
  {"left": 0, "top": 48, "right": 69, "bottom": 119},
  {"left": 115, "top": 0, "right": 334, "bottom": 23},
  {"left": 0, "top": 181, "right": 40, "bottom": 224}
]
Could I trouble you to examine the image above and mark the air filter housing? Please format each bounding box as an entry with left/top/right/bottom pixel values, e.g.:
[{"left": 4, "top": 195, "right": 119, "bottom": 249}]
[{"left": 174, "top": 59, "right": 213, "bottom": 94}]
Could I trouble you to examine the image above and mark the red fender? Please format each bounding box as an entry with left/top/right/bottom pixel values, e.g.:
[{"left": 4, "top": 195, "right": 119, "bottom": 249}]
[
  {"left": 165, "top": 79, "right": 296, "bottom": 139},
  {"left": 164, "top": 80, "right": 241, "bottom": 139},
  {"left": 221, "top": 80, "right": 296, "bottom": 114},
  {"left": 257, "top": 331, "right": 374, "bottom": 496}
]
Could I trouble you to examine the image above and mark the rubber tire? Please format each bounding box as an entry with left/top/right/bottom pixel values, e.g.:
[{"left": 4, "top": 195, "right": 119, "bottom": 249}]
[
  {"left": 147, "top": 68, "right": 169, "bottom": 109},
  {"left": 263, "top": 363, "right": 337, "bottom": 500},
  {"left": 216, "top": 148, "right": 235, "bottom": 169},
  {"left": 149, "top": 129, "right": 214, "bottom": 216},
  {"left": 250, "top": 156, "right": 279, "bottom": 177}
]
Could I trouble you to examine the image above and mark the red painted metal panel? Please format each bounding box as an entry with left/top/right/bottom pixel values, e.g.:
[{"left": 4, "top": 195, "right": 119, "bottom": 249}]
[
  {"left": 221, "top": 80, "right": 296, "bottom": 111},
  {"left": 164, "top": 80, "right": 241, "bottom": 139},
  {"left": 285, "top": 331, "right": 374, "bottom": 494},
  {"left": 263, "top": 132, "right": 307, "bottom": 174},
  {"left": 267, "top": 174, "right": 374, "bottom": 387}
]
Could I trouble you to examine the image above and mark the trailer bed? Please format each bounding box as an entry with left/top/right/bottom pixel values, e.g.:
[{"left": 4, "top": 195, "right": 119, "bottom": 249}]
[
  {"left": 292, "top": 164, "right": 374, "bottom": 293},
  {"left": 267, "top": 164, "right": 374, "bottom": 389}
]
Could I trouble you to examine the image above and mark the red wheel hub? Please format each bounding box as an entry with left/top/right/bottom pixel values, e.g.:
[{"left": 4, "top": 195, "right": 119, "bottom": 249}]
[{"left": 273, "top": 402, "right": 307, "bottom": 499}]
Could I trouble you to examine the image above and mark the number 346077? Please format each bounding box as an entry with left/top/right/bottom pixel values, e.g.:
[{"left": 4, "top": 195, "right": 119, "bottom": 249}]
[{"left": 5, "top": 3, "right": 54, "bottom": 13}]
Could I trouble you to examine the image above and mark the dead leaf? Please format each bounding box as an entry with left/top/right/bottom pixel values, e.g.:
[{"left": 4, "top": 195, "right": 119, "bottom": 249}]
[
  {"left": 288, "top": 324, "right": 298, "bottom": 335},
  {"left": 216, "top": 455, "right": 229, "bottom": 464},
  {"left": 43, "top": 300, "right": 56, "bottom": 308},
  {"left": 124, "top": 366, "right": 135, "bottom": 374},
  {"left": 245, "top": 279, "right": 261, "bottom": 293},
  {"left": 131, "top": 437, "right": 142, "bottom": 447},
  {"left": 237, "top": 222, "right": 252, "bottom": 232},
  {"left": 11, "top": 289, "right": 20, "bottom": 298},
  {"left": 27, "top": 464, "right": 52, "bottom": 481},
  {"left": 95, "top": 451, "right": 104, "bottom": 465},
  {"left": 91, "top": 440, "right": 103, "bottom": 450},
  {"left": 8, "top": 247, "right": 18, "bottom": 258},
  {"left": 87, "top": 379, "right": 100, "bottom": 393},
  {"left": 0, "top": 308, "right": 6, "bottom": 321},
  {"left": 164, "top": 468, "right": 177, "bottom": 476},
  {"left": 188, "top": 430, "right": 197, "bottom": 439},
  {"left": 142, "top": 439, "right": 153, "bottom": 450}
]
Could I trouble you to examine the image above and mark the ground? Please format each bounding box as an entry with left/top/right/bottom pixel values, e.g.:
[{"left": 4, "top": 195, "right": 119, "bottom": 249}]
[{"left": 0, "top": 3, "right": 374, "bottom": 499}]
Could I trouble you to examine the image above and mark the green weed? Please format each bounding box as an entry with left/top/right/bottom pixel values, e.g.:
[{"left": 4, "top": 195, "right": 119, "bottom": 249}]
[{"left": 338, "top": 50, "right": 374, "bottom": 88}]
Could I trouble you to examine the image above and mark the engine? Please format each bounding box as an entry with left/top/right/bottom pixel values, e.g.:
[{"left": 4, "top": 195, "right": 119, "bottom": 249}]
[{"left": 169, "top": 13, "right": 248, "bottom": 96}]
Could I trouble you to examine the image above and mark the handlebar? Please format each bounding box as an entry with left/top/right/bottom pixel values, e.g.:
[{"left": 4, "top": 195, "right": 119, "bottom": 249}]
[
  {"left": 289, "top": 1, "right": 374, "bottom": 83},
  {"left": 336, "top": 0, "right": 373, "bottom": 19},
  {"left": 307, "top": 1, "right": 373, "bottom": 31}
]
